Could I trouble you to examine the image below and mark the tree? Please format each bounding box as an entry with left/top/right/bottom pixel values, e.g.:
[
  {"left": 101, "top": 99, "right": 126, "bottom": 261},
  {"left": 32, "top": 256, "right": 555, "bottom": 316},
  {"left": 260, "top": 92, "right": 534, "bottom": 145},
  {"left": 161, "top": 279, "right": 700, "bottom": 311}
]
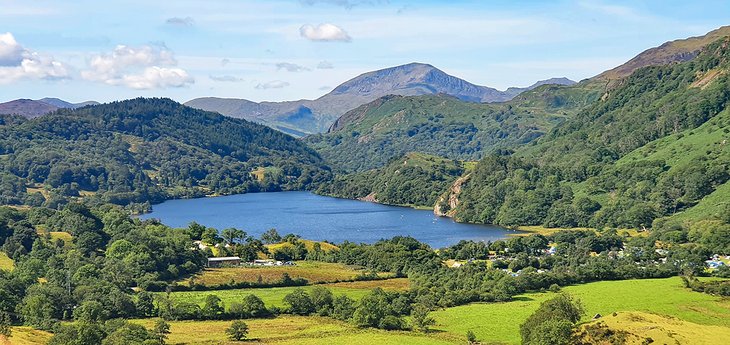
[
  {"left": 241, "top": 294, "right": 266, "bottom": 318},
  {"left": 310, "top": 286, "right": 334, "bottom": 316},
  {"left": 136, "top": 291, "right": 156, "bottom": 317},
  {"left": 331, "top": 295, "right": 356, "bottom": 321},
  {"left": 221, "top": 228, "right": 245, "bottom": 245},
  {"left": 283, "top": 289, "right": 315, "bottom": 315},
  {"left": 0, "top": 311, "right": 11, "bottom": 339},
  {"left": 410, "top": 304, "right": 435, "bottom": 332},
  {"left": 153, "top": 319, "right": 171, "bottom": 345},
  {"left": 520, "top": 293, "right": 584, "bottom": 345},
  {"left": 466, "top": 330, "right": 477, "bottom": 344},
  {"left": 225, "top": 320, "right": 249, "bottom": 341},
  {"left": 202, "top": 295, "right": 225, "bottom": 319},
  {"left": 261, "top": 228, "right": 282, "bottom": 244}
]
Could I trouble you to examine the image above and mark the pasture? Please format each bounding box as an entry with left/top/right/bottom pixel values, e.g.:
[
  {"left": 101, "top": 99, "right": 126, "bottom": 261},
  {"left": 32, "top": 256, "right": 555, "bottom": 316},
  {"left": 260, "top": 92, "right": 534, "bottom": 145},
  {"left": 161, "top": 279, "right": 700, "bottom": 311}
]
[
  {"left": 180, "top": 261, "right": 390, "bottom": 287},
  {"left": 168, "top": 278, "right": 410, "bottom": 309}
]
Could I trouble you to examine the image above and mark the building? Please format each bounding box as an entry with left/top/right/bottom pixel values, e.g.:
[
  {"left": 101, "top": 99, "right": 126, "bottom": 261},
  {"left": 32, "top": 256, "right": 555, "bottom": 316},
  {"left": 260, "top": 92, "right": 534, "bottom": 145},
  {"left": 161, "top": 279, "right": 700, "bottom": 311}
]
[{"left": 206, "top": 256, "right": 241, "bottom": 268}]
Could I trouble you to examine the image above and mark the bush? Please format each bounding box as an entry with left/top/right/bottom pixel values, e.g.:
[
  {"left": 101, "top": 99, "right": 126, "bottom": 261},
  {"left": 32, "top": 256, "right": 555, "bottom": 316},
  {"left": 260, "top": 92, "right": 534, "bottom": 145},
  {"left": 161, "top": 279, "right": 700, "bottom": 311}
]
[{"left": 225, "top": 320, "right": 249, "bottom": 341}]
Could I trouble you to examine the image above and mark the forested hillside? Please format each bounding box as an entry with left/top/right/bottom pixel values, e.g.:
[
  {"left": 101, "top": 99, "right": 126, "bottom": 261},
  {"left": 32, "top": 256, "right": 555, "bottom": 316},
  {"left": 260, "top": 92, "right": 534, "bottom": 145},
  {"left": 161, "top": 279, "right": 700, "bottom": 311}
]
[
  {"left": 315, "top": 152, "right": 465, "bottom": 207},
  {"left": 306, "top": 86, "right": 599, "bottom": 172},
  {"left": 452, "top": 37, "right": 730, "bottom": 229},
  {"left": 0, "top": 98, "right": 331, "bottom": 208}
]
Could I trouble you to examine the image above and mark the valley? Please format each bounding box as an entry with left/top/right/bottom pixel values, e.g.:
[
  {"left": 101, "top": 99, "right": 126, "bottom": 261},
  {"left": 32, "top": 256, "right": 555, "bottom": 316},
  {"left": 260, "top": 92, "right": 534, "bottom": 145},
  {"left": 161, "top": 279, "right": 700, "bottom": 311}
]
[{"left": 1, "top": 6, "right": 730, "bottom": 345}]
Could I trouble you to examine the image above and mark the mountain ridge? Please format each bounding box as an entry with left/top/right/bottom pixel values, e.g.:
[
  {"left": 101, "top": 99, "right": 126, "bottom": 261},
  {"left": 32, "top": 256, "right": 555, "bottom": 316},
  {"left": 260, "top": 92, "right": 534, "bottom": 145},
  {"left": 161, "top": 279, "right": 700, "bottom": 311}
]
[
  {"left": 185, "top": 63, "right": 575, "bottom": 135},
  {"left": 0, "top": 98, "right": 100, "bottom": 118}
]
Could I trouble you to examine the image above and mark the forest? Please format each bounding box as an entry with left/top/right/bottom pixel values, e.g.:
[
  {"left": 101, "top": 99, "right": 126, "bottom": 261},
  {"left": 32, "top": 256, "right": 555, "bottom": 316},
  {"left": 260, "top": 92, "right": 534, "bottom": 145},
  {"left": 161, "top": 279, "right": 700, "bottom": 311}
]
[{"left": 0, "top": 98, "right": 331, "bottom": 209}]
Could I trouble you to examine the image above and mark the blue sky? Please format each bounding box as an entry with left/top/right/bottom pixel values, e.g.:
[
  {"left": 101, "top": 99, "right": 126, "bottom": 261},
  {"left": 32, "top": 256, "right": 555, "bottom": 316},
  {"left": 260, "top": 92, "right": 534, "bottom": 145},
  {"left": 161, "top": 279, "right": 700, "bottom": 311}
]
[{"left": 0, "top": 0, "right": 728, "bottom": 103}]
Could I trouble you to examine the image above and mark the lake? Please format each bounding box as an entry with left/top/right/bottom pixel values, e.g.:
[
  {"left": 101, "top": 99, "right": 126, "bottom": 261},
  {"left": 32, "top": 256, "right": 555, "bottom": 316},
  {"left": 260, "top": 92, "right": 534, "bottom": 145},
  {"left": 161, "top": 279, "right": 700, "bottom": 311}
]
[{"left": 140, "top": 191, "right": 519, "bottom": 248}]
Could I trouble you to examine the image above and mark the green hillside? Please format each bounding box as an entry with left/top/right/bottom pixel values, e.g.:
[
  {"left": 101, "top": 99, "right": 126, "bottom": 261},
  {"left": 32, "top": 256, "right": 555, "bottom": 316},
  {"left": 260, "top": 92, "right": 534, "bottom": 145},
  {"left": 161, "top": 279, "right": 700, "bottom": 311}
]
[
  {"left": 306, "top": 86, "right": 600, "bottom": 172},
  {"left": 0, "top": 98, "right": 331, "bottom": 208},
  {"left": 315, "top": 152, "right": 465, "bottom": 207},
  {"left": 452, "top": 37, "right": 730, "bottom": 229}
]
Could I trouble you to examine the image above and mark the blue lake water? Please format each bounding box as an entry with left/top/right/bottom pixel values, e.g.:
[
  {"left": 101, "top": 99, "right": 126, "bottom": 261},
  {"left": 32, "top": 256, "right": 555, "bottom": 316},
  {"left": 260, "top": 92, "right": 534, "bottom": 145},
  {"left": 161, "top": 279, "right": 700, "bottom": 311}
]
[{"left": 140, "top": 191, "right": 519, "bottom": 248}]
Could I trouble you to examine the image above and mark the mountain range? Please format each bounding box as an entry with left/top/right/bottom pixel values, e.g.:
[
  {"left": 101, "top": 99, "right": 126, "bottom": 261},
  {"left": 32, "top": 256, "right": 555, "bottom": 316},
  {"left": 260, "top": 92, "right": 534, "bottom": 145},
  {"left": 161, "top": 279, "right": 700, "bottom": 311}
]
[
  {"left": 0, "top": 98, "right": 99, "bottom": 118},
  {"left": 185, "top": 63, "right": 576, "bottom": 135}
]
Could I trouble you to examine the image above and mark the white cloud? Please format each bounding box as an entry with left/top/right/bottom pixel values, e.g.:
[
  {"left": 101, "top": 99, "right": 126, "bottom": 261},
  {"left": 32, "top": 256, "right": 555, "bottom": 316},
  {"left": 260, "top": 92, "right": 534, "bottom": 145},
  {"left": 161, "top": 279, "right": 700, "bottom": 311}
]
[
  {"left": 319, "top": 85, "right": 331, "bottom": 90},
  {"left": 209, "top": 74, "right": 244, "bottom": 82},
  {"left": 165, "top": 16, "right": 195, "bottom": 27},
  {"left": 300, "top": 23, "right": 352, "bottom": 42},
  {"left": 317, "top": 60, "right": 334, "bottom": 69},
  {"left": 255, "top": 80, "right": 289, "bottom": 89},
  {"left": 276, "top": 62, "right": 310, "bottom": 72},
  {"left": 0, "top": 32, "right": 70, "bottom": 83},
  {"left": 82, "top": 44, "right": 193, "bottom": 89}
]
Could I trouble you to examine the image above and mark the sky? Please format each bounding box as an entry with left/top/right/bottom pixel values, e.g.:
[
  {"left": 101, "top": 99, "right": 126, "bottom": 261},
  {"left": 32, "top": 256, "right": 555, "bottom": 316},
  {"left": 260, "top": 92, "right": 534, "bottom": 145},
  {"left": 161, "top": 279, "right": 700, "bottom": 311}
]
[{"left": 0, "top": 0, "right": 728, "bottom": 103}]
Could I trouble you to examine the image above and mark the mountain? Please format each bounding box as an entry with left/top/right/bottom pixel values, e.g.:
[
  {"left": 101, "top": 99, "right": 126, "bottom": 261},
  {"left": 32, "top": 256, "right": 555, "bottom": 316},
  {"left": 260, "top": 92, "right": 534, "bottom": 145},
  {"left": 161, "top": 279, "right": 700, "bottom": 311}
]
[
  {"left": 595, "top": 25, "right": 730, "bottom": 81},
  {"left": 37, "top": 97, "right": 99, "bottom": 109},
  {"left": 185, "top": 63, "right": 575, "bottom": 135},
  {"left": 0, "top": 98, "right": 330, "bottom": 207},
  {"left": 307, "top": 81, "right": 599, "bottom": 172},
  {"left": 0, "top": 99, "right": 59, "bottom": 118},
  {"left": 449, "top": 35, "right": 730, "bottom": 229},
  {"left": 0, "top": 98, "right": 99, "bottom": 118}
]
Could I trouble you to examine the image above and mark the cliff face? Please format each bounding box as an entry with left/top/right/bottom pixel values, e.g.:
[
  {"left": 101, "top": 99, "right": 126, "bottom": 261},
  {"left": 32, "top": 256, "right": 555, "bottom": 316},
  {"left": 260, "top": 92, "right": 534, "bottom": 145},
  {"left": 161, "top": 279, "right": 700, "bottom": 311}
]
[{"left": 434, "top": 173, "right": 471, "bottom": 218}]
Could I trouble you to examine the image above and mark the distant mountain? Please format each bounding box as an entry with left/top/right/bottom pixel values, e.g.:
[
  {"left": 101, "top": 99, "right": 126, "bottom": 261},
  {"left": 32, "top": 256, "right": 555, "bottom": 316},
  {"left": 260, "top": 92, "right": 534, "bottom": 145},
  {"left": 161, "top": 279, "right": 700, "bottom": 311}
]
[
  {"left": 0, "top": 98, "right": 99, "bottom": 118},
  {"left": 38, "top": 98, "right": 99, "bottom": 109},
  {"left": 595, "top": 25, "right": 730, "bottom": 80},
  {"left": 0, "top": 99, "right": 59, "bottom": 118},
  {"left": 185, "top": 63, "right": 575, "bottom": 135}
]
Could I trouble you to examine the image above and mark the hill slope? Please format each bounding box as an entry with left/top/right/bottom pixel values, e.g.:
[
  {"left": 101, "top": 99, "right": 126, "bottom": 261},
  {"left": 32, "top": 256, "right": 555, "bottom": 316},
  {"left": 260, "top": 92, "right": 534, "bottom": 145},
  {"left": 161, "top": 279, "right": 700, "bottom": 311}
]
[
  {"left": 595, "top": 25, "right": 730, "bottom": 80},
  {"left": 185, "top": 63, "right": 574, "bottom": 135},
  {"left": 307, "top": 82, "right": 599, "bottom": 172},
  {"left": 451, "top": 36, "right": 730, "bottom": 229},
  {"left": 0, "top": 98, "right": 330, "bottom": 207}
]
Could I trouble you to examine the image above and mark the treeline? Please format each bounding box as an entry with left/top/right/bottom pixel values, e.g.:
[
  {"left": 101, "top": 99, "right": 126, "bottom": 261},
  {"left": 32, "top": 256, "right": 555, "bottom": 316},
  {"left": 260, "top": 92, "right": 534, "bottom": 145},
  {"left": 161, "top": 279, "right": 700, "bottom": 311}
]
[{"left": 0, "top": 98, "right": 331, "bottom": 207}]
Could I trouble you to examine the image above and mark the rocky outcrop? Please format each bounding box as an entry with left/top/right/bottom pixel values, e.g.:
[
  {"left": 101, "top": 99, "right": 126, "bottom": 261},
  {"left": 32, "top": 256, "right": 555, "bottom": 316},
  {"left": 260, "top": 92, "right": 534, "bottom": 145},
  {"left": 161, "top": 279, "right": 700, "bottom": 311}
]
[{"left": 434, "top": 173, "right": 470, "bottom": 217}]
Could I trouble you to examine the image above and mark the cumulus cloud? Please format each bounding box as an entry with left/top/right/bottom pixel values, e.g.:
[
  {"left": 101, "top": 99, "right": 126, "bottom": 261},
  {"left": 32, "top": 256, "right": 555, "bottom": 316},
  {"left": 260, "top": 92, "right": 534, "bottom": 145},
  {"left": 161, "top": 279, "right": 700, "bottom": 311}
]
[
  {"left": 81, "top": 44, "right": 193, "bottom": 89},
  {"left": 220, "top": 58, "right": 230, "bottom": 66},
  {"left": 165, "top": 16, "right": 195, "bottom": 27},
  {"left": 317, "top": 60, "right": 334, "bottom": 69},
  {"left": 0, "top": 32, "right": 70, "bottom": 83},
  {"left": 255, "top": 80, "right": 289, "bottom": 89},
  {"left": 300, "top": 24, "right": 351, "bottom": 42},
  {"left": 209, "top": 74, "right": 244, "bottom": 82},
  {"left": 276, "top": 62, "right": 310, "bottom": 72}
]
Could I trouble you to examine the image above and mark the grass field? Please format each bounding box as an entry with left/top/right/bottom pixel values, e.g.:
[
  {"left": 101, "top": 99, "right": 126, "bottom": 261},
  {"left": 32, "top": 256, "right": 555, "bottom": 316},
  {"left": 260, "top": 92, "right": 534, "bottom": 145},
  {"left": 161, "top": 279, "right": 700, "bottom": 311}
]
[
  {"left": 0, "top": 252, "right": 13, "bottom": 271},
  {"left": 431, "top": 277, "right": 730, "bottom": 344},
  {"left": 181, "top": 261, "right": 390, "bottom": 287},
  {"left": 5, "top": 327, "right": 52, "bottom": 345},
  {"left": 579, "top": 311, "right": 730, "bottom": 345},
  {"left": 168, "top": 278, "right": 410, "bottom": 309},
  {"left": 132, "top": 315, "right": 459, "bottom": 345}
]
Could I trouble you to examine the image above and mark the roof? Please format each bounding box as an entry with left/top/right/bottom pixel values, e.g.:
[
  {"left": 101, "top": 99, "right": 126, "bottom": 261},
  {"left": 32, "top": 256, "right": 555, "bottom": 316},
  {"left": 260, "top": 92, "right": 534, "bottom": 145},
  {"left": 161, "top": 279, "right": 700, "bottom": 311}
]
[{"left": 207, "top": 256, "right": 241, "bottom": 261}]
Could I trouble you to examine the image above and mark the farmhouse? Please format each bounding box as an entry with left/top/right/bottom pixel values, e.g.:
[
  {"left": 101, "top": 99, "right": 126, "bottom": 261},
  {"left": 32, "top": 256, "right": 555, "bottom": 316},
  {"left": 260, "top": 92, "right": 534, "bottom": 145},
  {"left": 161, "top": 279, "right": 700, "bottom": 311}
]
[{"left": 206, "top": 256, "right": 241, "bottom": 267}]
